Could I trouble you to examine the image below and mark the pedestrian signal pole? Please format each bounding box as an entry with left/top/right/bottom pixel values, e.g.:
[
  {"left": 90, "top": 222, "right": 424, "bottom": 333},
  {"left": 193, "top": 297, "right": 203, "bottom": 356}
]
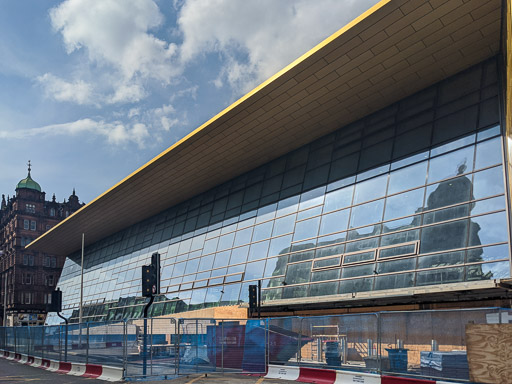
[
  {"left": 141, "top": 252, "right": 160, "bottom": 377},
  {"left": 48, "top": 288, "right": 67, "bottom": 362}
]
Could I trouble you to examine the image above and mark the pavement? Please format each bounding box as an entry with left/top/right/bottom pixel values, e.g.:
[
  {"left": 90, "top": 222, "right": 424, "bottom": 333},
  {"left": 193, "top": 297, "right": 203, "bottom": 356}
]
[{"left": 0, "top": 358, "right": 289, "bottom": 383}]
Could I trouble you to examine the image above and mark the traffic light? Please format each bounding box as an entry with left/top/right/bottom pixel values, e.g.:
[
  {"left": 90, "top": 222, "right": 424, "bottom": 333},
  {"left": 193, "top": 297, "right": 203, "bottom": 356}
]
[
  {"left": 47, "top": 289, "right": 62, "bottom": 313},
  {"left": 141, "top": 252, "right": 161, "bottom": 297},
  {"left": 249, "top": 285, "right": 258, "bottom": 311},
  {"left": 142, "top": 265, "right": 157, "bottom": 297}
]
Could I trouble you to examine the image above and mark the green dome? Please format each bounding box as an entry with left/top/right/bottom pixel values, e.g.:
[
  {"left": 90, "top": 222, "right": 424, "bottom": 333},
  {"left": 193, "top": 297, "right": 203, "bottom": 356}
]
[{"left": 16, "top": 171, "right": 41, "bottom": 192}]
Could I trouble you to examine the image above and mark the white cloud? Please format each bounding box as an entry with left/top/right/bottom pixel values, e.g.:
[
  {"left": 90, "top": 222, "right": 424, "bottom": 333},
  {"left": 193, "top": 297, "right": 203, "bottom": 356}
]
[
  {"left": 0, "top": 119, "right": 149, "bottom": 147},
  {"left": 50, "top": 0, "right": 178, "bottom": 83},
  {"left": 37, "top": 73, "right": 94, "bottom": 105},
  {"left": 177, "top": 0, "right": 379, "bottom": 92}
]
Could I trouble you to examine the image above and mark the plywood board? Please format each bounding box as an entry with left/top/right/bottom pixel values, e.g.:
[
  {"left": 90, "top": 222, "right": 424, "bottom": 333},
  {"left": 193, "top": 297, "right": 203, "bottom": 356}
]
[{"left": 465, "top": 324, "right": 512, "bottom": 384}]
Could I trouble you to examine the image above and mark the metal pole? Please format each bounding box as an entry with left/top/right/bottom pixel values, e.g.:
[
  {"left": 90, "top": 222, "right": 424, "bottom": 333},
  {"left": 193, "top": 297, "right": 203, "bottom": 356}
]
[
  {"left": 257, "top": 280, "right": 261, "bottom": 319},
  {"left": 86, "top": 323, "right": 90, "bottom": 365},
  {"left": 79, "top": 233, "right": 84, "bottom": 325},
  {"left": 57, "top": 312, "right": 68, "bottom": 362},
  {"left": 221, "top": 321, "right": 224, "bottom": 374},
  {"left": 142, "top": 295, "right": 154, "bottom": 377},
  {"left": 2, "top": 273, "right": 7, "bottom": 327}
]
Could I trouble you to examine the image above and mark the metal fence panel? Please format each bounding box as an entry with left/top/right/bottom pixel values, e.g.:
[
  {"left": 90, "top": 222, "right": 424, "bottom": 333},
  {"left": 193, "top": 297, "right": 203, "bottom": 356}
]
[
  {"left": 299, "top": 313, "right": 379, "bottom": 372},
  {"left": 0, "top": 307, "right": 510, "bottom": 383},
  {"left": 124, "top": 317, "right": 178, "bottom": 379},
  {"left": 378, "top": 308, "right": 504, "bottom": 381}
]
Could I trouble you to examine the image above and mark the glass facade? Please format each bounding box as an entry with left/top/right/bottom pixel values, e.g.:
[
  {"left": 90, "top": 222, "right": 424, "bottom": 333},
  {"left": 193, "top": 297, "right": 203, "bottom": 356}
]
[{"left": 53, "top": 57, "right": 510, "bottom": 323}]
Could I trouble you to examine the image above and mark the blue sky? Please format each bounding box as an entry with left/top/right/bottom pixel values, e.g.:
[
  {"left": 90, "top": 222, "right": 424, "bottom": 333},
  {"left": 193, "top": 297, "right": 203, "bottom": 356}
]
[{"left": 0, "top": 0, "right": 378, "bottom": 205}]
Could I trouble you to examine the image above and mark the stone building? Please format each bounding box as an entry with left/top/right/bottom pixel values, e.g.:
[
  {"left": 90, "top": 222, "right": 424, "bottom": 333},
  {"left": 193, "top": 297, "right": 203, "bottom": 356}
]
[{"left": 0, "top": 162, "right": 84, "bottom": 325}]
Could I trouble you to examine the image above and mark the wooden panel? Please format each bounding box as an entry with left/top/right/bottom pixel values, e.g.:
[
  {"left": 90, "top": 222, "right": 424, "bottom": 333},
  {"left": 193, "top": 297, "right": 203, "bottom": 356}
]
[{"left": 466, "top": 324, "right": 512, "bottom": 384}]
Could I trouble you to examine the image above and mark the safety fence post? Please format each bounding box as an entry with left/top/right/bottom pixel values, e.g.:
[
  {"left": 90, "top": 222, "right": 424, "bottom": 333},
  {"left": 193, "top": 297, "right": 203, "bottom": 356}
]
[{"left": 86, "top": 322, "right": 90, "bottom": 365}]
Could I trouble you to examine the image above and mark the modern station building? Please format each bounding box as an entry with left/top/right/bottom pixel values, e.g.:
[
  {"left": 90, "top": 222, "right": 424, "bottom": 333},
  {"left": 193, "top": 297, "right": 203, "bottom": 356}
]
[{"left": 29, "top": 0, "right": 512, "bottom": 323}]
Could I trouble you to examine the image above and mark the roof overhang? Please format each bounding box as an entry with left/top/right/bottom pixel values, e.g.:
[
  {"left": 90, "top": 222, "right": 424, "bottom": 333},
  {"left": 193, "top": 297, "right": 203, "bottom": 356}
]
[{"left": 28, "top": 0, "right": 505, "bottom": 256}]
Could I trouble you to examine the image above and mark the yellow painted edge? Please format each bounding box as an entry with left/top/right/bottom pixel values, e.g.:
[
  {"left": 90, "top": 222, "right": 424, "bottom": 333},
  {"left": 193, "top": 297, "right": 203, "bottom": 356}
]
[{"left": 28, "top": 0, "right": 393, "bottom": 250}]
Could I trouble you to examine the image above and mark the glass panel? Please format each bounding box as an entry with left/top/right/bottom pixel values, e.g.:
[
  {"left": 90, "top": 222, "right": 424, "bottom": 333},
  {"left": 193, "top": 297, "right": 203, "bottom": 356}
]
[
  {"left": 224, "top": 273, "right": 243, "bottom": 283},
  {"left": 423, "top": 204, "right": 469, "bottom": 225},
  {"left": 388, "top": 161, "right": 427, "bottom": 195},
  {"left": 381, "top": 229, "right": 419, "bottom": 247},
  {"left": 428, "top": 146, "right": 474, "bottom": 183},
  {"left": 474, "top": 137, "right": 502, "bottom": 170},
  {"left": 252, "top": 221, "right": 274, "bottom": 241},
  {"left": 285, "top": 262, "right": 312, "bottom": 284},
  {"left": 379, "top": 243, "right": 417, "bottom": 259},
  {"left": 350, "top": 199, "right": 384, "bottom": 228},
  {"left": 282, "top": 285, "right": 308, "bottom": 299},
  {"left": 430, "top": 134, "right": 475, "bottom": 157},
  {"left": 248, "top": 240, "right": 270, "bottom": 261},
  {"left": 383, "top": 215, "right": 421, "bottom": 233},
  {"left": 311, "top": 268, "right": 340, "bottom": 282},
  {"left": 384, "top": 189, "right": 424, "bottom": 221},
  {"left": 477, "top": 125, "right": 500, "bottom": 141},
  {"left": 425, "top": 176, "right": 472, "bottom": 211},
  {"left": 472, "top": 166, "right": 504, "bottom": 199},
  {"left": 324, "top": 185, "right": 354, "bottom": 213},
  {"left": 312, "top": 256, "right": 341, "bottom": 270},
  {"left": 353, "top": 174, "right": 388, "bottom": 204},
  {"left": 230, "top": 245, "right": 249, "bottom": 264},
  {"left": 293, "top": 217, "right": 321, "bottom": 241},
  {"left": 341, "top": 263, "right": 375, "bottom": 278},
  {"left": 467, "top": 244, "right": 509, "bottom": 263},
  {"left": 310, "top": 282, "right": 339, "bottom": 297},
  {"left": 289, "top": 249, "right": 315, "bottom": 263},
  {"left": 272, "top": 214, "right": 296, "bottom": 236},
  {"left": 244, "top": 260, "right": 266, "bottom": 280},
  {"left": 202, "top": 237, "right": 219, "bottom": 255},
  {"left": 276, "top": 196, "right": 299, "bottom": 217},
  {"left": 420, "top": 220, "right": 467, "bottom": 253},
  {"left": 217, "top": 232, "right": 235, "bottom": 251},
  {"left": 471, "top": 196, "right": 506, "bottom": 215},
  {"left": 377, "top": 257, "right": 416, "bottom": 274},
  {"left": 374, "top": 273, "right": 414, "bottom": 290},
  {"left": 339, "top": 277, "right": 373, "bottom": 294},
  {"left": 417, "top": 250, "right": 464, "bottom": 269},
  {"left": 234, "top": 227, "right": 253, "bottom": 247},
  {"left": 220, "top": 283, "right": 241, "bottom": 305},
  {"left": 198, "top": 254, "right": 214, "bottom": 271},
  {"left": 213, "top": 250, "right": 231, "bottom": 268},
  {"left": 466, "top": 261, "right": 510, "bottom": 281},
  {"left": 345, "top": 237, "right": 379, "bottom": 253},
  {"left": 343, "top": 251, "right": 375, "bottom": 264},
  {"left": 315, "top": 243, "right": 344, "bottom": 258},
  {"left": 263, "top": 255, "right": 288, "bottom": 277},
  {"left": 468, "top": 211, "right": 509, "bottom": 246},
  {"left": 319, "top": 209, "right": 350, "bottom": 236},
  {"left": 416, "top": 267, "right": 464, "bottom": 286},
  {"left": 268, "top": 235, "right": 292, "bottom": 256},
  {"left": 297, "top": 206, "right": 322, "bottom": 221},
  {"left": 204, "top": 286, "right": 223, "bottom": 307},
  {"left": 299, "top": 187, "right": 325, "bottom": 210}
]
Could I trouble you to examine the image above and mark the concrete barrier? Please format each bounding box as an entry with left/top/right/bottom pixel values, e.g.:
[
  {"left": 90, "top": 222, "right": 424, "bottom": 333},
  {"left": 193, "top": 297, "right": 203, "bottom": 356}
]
[
  {"left": 68, "top": 362, "right": 87, "bottom": 376},
  {"left": 265, "top": 365, "right": 300, "bottom": 380},
  {"left": 97, "top": 365, "right": 124, "bottom": 382},
  {"left": 335, "top": 370, "right": 381, "bottom": 383},
  {"left": 297, "top": 367, "right": 337, "bottom": 384},
  {"left": 83, "top": 364, "right": 103, "bottom": 379}
]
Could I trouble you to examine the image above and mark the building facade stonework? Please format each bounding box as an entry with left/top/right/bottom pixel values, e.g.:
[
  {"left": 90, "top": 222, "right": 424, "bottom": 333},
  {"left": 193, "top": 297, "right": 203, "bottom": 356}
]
[{"left": 0, "top": 164, "right": 83, "bottom": 325}]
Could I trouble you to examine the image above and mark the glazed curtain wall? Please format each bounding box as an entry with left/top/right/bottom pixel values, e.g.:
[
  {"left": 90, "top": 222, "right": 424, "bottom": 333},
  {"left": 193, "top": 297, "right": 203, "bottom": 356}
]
[{"left": 53, "top": 57, "right": 508, "bottom": 323}]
